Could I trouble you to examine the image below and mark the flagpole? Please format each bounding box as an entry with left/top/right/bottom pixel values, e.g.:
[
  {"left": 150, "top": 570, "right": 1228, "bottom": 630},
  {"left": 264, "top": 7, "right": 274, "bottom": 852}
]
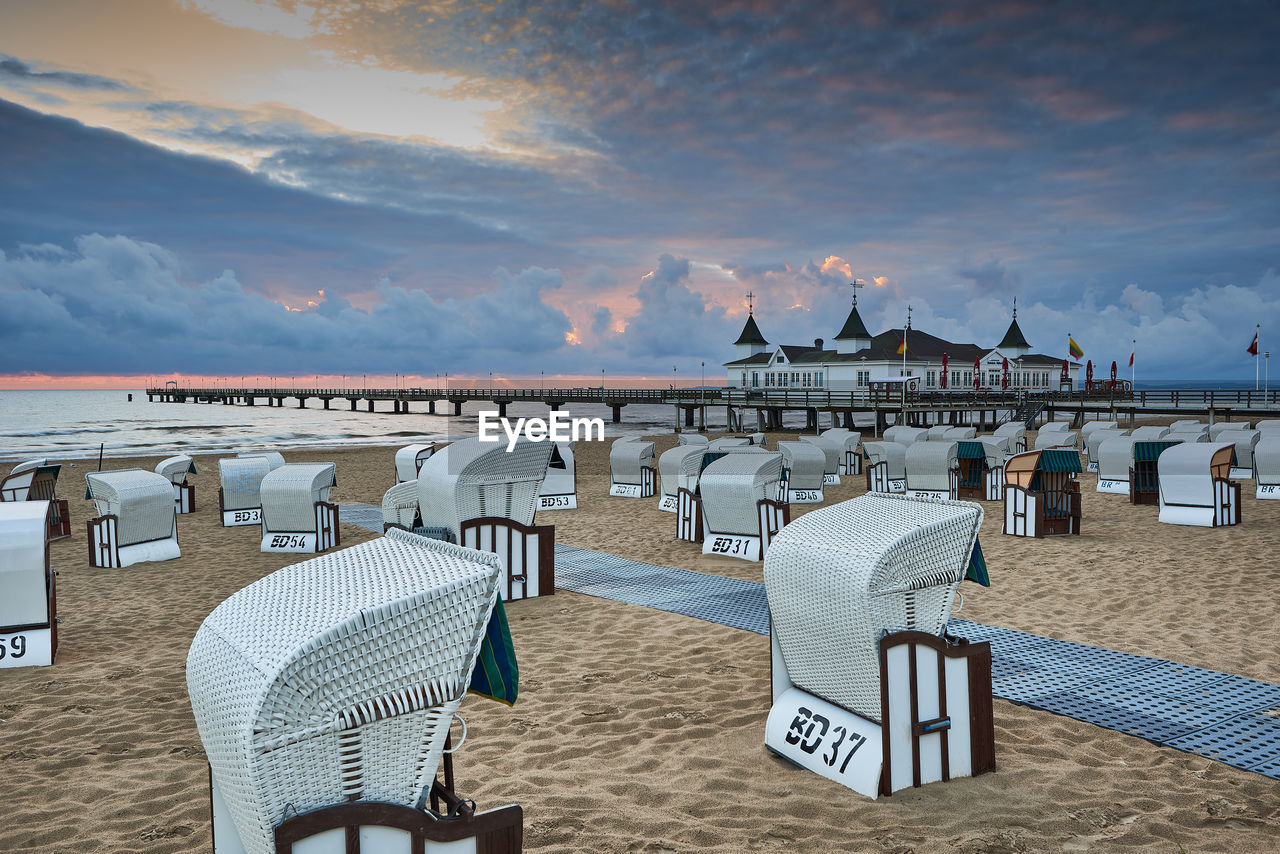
[
  {"left": 1257, "top": 323, "right": 1261, "bottom": 391},
  {"left": 1131, "top": 338, "right": 1135, "bottom": 388}
]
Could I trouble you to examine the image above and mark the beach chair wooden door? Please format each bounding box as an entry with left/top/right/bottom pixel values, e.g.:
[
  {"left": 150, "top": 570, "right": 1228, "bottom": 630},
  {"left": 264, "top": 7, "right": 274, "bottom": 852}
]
[{"left": 460, "top": 517, "right": 555, "bottom": 600}]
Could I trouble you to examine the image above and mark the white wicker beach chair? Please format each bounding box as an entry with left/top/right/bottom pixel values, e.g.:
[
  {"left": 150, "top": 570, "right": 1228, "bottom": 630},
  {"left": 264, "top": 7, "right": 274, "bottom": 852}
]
[
  {"left": 1257, "top": 419, "right": 1280, "bottom": 430},
  {"left": 864, "top": 441, "right": 907, "bottom": 493},
  {"left": 218, "top": 456, "right": 274, "bottom": 527},
  {"left": 1165, "top": 429, "right": 1207, "bottom": 444},
  {"left": 0, "top": 501, "right": 59, "bottom": 667},
  {"left": 763, "top": 493, "right": 992, "bottom": 797},
  {"left": 749, "top": 432, "right": 767, "bottom": 447},
  {"left": 1095, "top": 435, "right": 1136, "bottom": 494},
  {"left": 1157, "top": 442, "right": 1240, "bottom": 527},
  {"left": 798, "top": 435, "right": 841, "bottom": 484},
  {"left": 608, "top": 438, "right": 656, "bottom": 497},
  {"left": 416, "top": 438, "right": 555, "bottom": 600},
  {"left": 992, "top": 423, "right": 1027, "bottom": 454},
  {"left": 821, "top": 428, "right": 864, "bottom": 475},
  {"left": 708, "top": 436, "right": 751, "bottom": 450},
  {"left": 955, "top": 440, "right": 1006, "bottom": 500},
  {"left": 536, "top": 441, "right": 577, "bottom": 510},
  {"left": 259, "top": 463, "right": 339, "bottom": 553},
  {"left": 1034, "top": 430, "right": 1078, "bottom": 450},
  {"left": 777, "top": 441, "right": 826, "bottom": 504},
  {"left": 904, "top": 440, "right": 958, "bottom": 499},
  {"left": 942, "top": 426, "right": 976, "bottom": 441},
  {"left": 698, "top": 452, "right": 786, "bottom": 561},
  {"left": 1, "top": 459, "right": 70, "bottom": 541},
  {"left": 658, "top": 445, "right": 706, "bottom": 512},
  {"left": 1255, "top": 436, "right": 1280, "bottom": 498},
  {"left": 1208, "top": 421, "right": 1250, "bottom": 440},
  {"left": 926, "top": 425, "right": 952, "bottom": 441},
  {"left": 236, "top": 450, "right": 286, "bottom": 470},
  {"left": 187, "top": 529, "right": 503, "bottom": 854},
  {"left": 1215, "top": 429, "right": 1260, "bottom": 478},
  {"left": 155, "top": 454, "right": 197, "bottom": 514},
  {"left": 1038, "top": 421, "right": 1071, "bottom": 433},
  {"left": 1080, "top": 420, "right": 1119, "bottom": 443},
  {"left": 85, "top": 469, "right": 180, "bottom": 567},
  {"left": 381, "top": 480, "right": 420, "bottom": 532},
  {"left": 677, "top": 433, "right": 710, "bottom": 446},
  {"left": 1129, "top": 425, "right": 1171, "bottom": 441},
  {"left": 1169, "top": 420, "right": 1205, "bottom": 431},
  {"left": 1085, "top": 428, "right": 1128, "bottom": 472},
  {"left": 395, "top": 443, "right": 435, "bottom": 483},
  {"left": 883, "top": 425, "right": 929, "bottom": 445}
]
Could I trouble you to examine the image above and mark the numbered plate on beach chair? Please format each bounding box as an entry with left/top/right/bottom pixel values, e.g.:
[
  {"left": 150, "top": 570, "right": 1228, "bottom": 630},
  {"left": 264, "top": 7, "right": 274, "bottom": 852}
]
[
  {"left": 222, "top": 508, "right": 262, "bottom": 526},
  {"left": 657, "top": 494, "right": 678, "bottom": 512},
  {"left": 702, "top": 533, "right": 761, "bottom": 561},
  {"left": 766, "top": 687, "right": 883, "bottom": 799},
  {"left": 0, "top": 628, "right": 53, "bottom": 669},
  {"left": 537, "top": 493, "right": 577, "bottom": 510}
]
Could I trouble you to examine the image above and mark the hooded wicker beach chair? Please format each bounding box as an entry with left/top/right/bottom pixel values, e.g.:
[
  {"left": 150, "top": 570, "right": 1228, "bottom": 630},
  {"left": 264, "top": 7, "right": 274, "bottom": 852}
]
[
  {"left": 777, "top": 441, "right": 826, "bottom": 504},
  {"left": 187, "top": 530, "right": 518, "bottom": 854},
  {"left": 1085, "top": 428, "right": 1128, "bottom": 472},
  {"left": 608, "top": 438, "right": 656, "bottom": 497},
  {"left": 956, "top": 440, "right": 1006, "bottom": 500},
  {"left": 697, "top": 452, "right": 787, "bottom": 561},
  {"left": 415, "top": 437, "right": 554, "bottom": 600},
  {"left": 677, "top": 433, "right": 710, "bottom": 446},
  {"left": 1130, "top": 440, "right": 1182, "bottom": 505},
  {"left": 798, "top": 435, "right": 841, "bottom": 484},
  {"left": 1129, "top": 425, "right": 1171, "bottom": 441},
  {"left": 395, "top": 443, "right": 435, "bottom": 484},
  {"left": 1157, "top": 442, "right": 1240, "bottom": 527},
  {"left": 926, "top": 425, "right": 952, "bottom": 441},
  {"left": 708, "top": 436, "right": 751, "bottom": 451},
  {"left": 1, "top": 459, "right": 70, "bottom": 541},
  {"left": 218, "top": 456, "right": 274, "bottom": 527},
  {"left": 1038, "top": 421, "right": 1071, "bottom": 433},
  {"left": 155, "top": 454, "right": 197, "bottom": 514},
  {"left": 1216, "top": 429, "right": 1259, "bottom": 477},
  {"left": 1096, "top": 435, "right": 1137, "bottom": 494},
  {"left": 904, "top": 440, "right": 958, "bottom": 499},
  {"left": 1255, "top": 436, "right": 1280, "bottom": 499},
  {"left": 0, "top": 501, "right": 59, "bottom": 667},
  {"left": 1169, "top": 420, "right": 1205, "bottom": 431},
  {"left": 1003, "top": 449, "right": 1082, "bottom": 537},
  {"left": 992, "top": 422, "right": 1027, "bottom": 454},
  {"left": 536, "top": 441, "right": 577, "bottom": 510},
  {"left": 1080, "top": 420, "right": 1119, "bottom": 444},
  {"left": 763, "top": 493, "right": 992, "bottom": 797},
  {"left": 883, "top": 425, "right": 929, "bottom": 445},
  {"left": 259, "top": 463, "right": 339, "bottom": 553},
  {"left": 85, "top": 469, "right": 180, "bottom": 567},
  {"left": 237, "top": 450, "right": 286, "bottom": 470},
  {"left": 1209, "top": 421, "right": 1250, "bottom": 440},
  {"left": 821, "top": 428, "right": 864, "bottom": 474},
  {"left": 864, "top": 441, "right": 907, "bottom": 493},
  {"left": 658, "top": 445, "right": 706, "bottom": 513},
  {"left": 1034, "top": 429, "right": 1078, "bottom": 451},
  {"left": 942, "top": 426, "right": 977, "bottom": 441}
]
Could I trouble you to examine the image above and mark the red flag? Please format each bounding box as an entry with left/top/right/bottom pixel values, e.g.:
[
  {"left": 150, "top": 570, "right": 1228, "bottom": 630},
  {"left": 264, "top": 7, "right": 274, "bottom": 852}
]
[
  {"left": 1248, "top": 333, "right": 1259, "bottom": 356},
  {"left": 1128, "top": 350, "right": 1134, "bottom": 367}
]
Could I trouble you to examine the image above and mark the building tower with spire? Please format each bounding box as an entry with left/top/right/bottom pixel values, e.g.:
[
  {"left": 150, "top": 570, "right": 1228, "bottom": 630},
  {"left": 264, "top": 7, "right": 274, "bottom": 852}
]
[
  {"left": 997, "top": 297, "right": 1031, "bottom": 358},
  {"left": 732, "top": 291, "right": 769, "bottom": 360},
  {"left": 834, "top": 280, "right": 872, "bottom": 354}
]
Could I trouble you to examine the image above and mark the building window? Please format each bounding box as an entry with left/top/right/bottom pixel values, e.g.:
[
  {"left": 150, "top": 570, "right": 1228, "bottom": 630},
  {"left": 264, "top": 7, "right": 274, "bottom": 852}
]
[
  {"left": 752, "top": 372, "right": 759, "bottom": 387},
  {"left": 926, "top": 370, "right": 936, "bottom": 388},
  {"left": 856, "top": 370, "right": 870, "bottom": 387},
  {"left": 951, "top": 370, "right": 960, "bottom": 388},
  {"left": 741, "top": 372, "right": 747, "bottom": 387},
  {"left": 1043, "top": 371, "right": 1050, "bottom": 386},
  {"left": 815, "top": 372, "right": 824, "bottom": 388},
  {"left": 964, "top": 370, "right": 972, "bottom": 387}
]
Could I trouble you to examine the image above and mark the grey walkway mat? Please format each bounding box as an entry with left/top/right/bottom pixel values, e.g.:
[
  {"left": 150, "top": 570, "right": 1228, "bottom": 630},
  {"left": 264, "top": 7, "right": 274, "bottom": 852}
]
[{"left": 340, "top": 505, "right": 1280, "bottom": 780}]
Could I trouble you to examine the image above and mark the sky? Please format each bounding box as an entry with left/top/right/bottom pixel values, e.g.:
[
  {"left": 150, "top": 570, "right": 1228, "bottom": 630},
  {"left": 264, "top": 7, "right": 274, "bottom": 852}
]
[{"left": 0, "top": 0, "right": 1278, "bottom": 388}]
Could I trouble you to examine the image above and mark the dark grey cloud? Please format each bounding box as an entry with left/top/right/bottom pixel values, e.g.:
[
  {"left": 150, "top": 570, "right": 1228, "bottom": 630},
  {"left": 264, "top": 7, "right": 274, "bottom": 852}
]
[
  {"left": 618, "top": 254, "right": 732, "bottom": 359},
  {"left": 0, "top": 54, "right": 133, "bottom": 92}
]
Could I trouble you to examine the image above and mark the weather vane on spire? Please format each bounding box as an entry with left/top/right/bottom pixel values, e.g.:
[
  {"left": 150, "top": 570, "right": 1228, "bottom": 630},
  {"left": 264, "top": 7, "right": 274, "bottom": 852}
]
[
  {"left": 907, "top": 304, "right": 913, "bottom": 330},
  {"left": 1013, "top": 295, "right": 1017, "bottom": 319},
  {"left": 850, "top": 279, "right": 865, "bottom": 305},
  {"left": 746, "top": 291, "right": 755, "bottom": 315}
]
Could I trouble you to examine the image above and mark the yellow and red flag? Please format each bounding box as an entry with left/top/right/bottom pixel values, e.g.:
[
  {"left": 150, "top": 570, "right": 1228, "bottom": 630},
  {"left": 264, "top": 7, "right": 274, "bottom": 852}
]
[{"left": 1068, "top": 336, "right": 1083, "bottom": 359}]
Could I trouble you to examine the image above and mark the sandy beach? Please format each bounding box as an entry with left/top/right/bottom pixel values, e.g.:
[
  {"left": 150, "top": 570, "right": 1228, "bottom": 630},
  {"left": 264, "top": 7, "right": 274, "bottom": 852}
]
[{"left": 3, "top": 427, "right": 1279, "bottom": 853}]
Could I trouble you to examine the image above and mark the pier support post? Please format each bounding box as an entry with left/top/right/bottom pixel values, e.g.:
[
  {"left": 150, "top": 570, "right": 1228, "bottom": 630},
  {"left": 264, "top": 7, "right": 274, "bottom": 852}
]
[
  {"left": 805, "top": 407, "right": 817, "bottom": 432},
  {"left": 350, "top": 398, "right": 357, "bottom": 411},
  {"left": 246, "top": 397, "right": 254, "bottom": 406},
  {"left": 453, "top": 400, "right": 463, "bottom": 416},
  {"left": 699, "top": 405, "right": 706, "bottom": 432},
  {"left": 497, "top": 401, "right": 507, "bottom": 418},
  {"left": 298, "top": 398, "right": 306, "bottom": 408},
  {"left": 428, "top": 400, "right": 435, "bottom": 414},
  {"left": 368, "top": 400, "right": 375, "bottom": 412},
  {"left": 402, "top": 401, "right": 409, "bottom": 414},
  {"left": 612, "top": 405, "right": 622, "bottom": 423},
  {"left": 685, "top": 407, "right": 695, "bottom": 428},
  {"left": 323, "top": 398, "right": 330, "bottom": 410}
]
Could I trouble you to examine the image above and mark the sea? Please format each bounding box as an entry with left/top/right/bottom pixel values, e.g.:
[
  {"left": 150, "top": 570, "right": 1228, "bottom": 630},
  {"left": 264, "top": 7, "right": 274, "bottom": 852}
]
[{"left": 0, "top": 389, "right": 735, "bottom": 463}]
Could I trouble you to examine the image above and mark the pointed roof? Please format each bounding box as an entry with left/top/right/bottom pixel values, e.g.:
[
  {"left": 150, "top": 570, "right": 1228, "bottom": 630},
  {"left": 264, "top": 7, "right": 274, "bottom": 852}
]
[
  {"left": 997, "top": 301, "right": 1030, "bottom": 350},
  {"left": 733, "top": 312, "right": 768, "bottom": 346},
  {"left": 834, "top": 301, "right": 871, "bottom": 340}
]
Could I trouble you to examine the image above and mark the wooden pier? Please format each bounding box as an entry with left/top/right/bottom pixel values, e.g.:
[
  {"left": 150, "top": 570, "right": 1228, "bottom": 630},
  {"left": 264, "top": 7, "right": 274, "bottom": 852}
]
[{"left": 145, "top": 385, "right": 1280, "bottom": 433}]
